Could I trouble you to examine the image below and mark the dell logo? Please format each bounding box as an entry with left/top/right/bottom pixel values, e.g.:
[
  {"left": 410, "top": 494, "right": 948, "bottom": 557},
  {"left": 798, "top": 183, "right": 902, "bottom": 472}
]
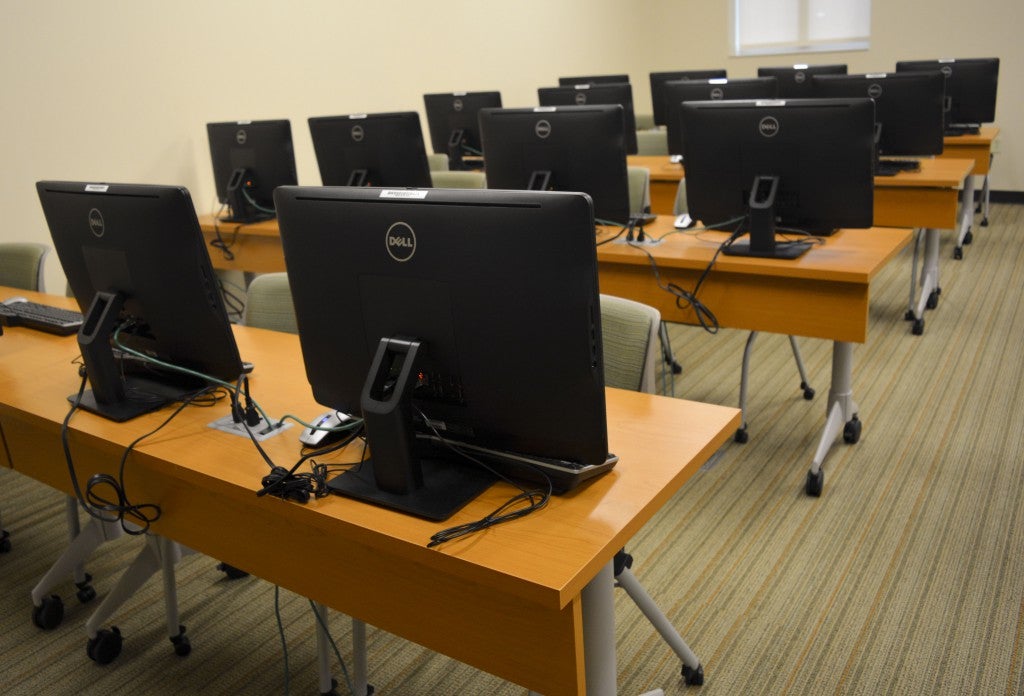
[
  {"left": 758, "top": 116, "right": 780, "bottom": 138},
  {"left": 351, "top": 125, "right": 365, "bottom": 142},
  {"left": 794, "top": 71, "right": 806, "bottom": 84},
  {"left": 535, "top": 119, "right": 552, "bottom": 139},
  {"left": 710, "top": 87, "right": 725, "bottom": 100},
  {"left": 385, "top": 221, "right": 416, "bottom": 262},
  {"left": 235, "top": 129, "right": 247, "bottom": 145},
  {"left": 868, "top": 83, "right": 883, "bottom": 99},
  {"left": 941, "top": 65, "right": 953, "bottom": 77},
  {"left": 453, "top": 98, "right": 464, "bottom": 112},
  {"left": 574, "top": 92, "right": 587, "bottom": 105},
  {"left": 88, "top": 208, "right": 105, "bottom": 238}
]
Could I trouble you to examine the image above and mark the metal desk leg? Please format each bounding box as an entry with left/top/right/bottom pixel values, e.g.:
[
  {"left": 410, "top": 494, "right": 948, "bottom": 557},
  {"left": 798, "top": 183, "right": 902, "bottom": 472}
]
[
  {"left": 979, "top": 154, "right": 993, "bottom": 226},
  {"left": 313, "top": 603, "right": 334, "bottom": 694},
  {"left": 352, "top": 618, "right": 369, "bottom": 696},
  {"left": 805, "top": 341, "right": 859, "bottom": 496},
  {"left": 907, "top": 228, "right": 940, "bottom": 335},
  {"left": 582, "top": 561, "right": 618, "bottom": 696},
  {"left": 955, "top": 173, "right": 976, "bottom": 258}
]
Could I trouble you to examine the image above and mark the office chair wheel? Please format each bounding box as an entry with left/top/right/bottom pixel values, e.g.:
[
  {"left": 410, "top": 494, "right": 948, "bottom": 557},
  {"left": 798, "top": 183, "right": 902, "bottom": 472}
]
[
  {"left": 75, "top": 574, "right": 97, "bottom": 603},
  {"left": 170, "top": 625, "right": 191, "bottom": 656},
  {"left": 800, "top": 382, "right": 815, "bottom": 400},
  {"left": 32, "top": 595, "right": 65, "bottom": 629},
  {"left": 86, "top": 626, "right": 123, "bottom": 664},
  {"left": 843, "top": 417, "right": 862, "bottom": 444},
  {"left": 734, "top": 427, "right": 749, "bottom": 444},
  {"left": 925, "top": 290, "right": 939, "bottom": 310},
  {"left": 964, "top": 229, "right": 974, "bottom": 244},
  {"left": 912, "top": 318, "right": 925, "bottom": 336},
  {"left": 805, "top": 468, "right": 824, "bottom": 497},
  {"left": 954, "top": 246, "right": 963, "bottom": 260},
  {"left": 0, "top": 529, "right": 10, "bottom": 553},
  {"left": 682, "top": 662, "right": 704, "bottom": 686},
  {"left": 216, "top": 562, "right": 249, "bottom": 580}
]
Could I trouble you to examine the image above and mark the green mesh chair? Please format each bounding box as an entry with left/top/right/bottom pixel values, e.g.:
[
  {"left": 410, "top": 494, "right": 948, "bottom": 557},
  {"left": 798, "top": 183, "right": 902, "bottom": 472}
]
[
  {"left": 0, "top": 242, "right": 49, "bottom": 292},
  {"left": 430, "top": 170, "right": 487, "bottom": 189},
  {"left": 243, "top": 273, "right": 298, "bottom": 334},
  {"left": 627, "top": 166, "right": 651, "bottom": 217},
  {"left": 600, "top": 293, "right": 661, "bottom": 394},
  {"left": 636, "top": 129, "right": 669, "bottom": 156}
]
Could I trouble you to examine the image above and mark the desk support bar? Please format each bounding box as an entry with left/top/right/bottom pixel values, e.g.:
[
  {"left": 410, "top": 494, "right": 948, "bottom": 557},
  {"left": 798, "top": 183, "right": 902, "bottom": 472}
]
[{"left": 806, "top": 341, "right": 860, "bottom": 496}]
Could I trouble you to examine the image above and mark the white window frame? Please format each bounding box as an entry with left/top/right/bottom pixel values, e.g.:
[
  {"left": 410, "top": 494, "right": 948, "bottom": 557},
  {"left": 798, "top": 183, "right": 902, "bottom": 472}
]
[{"left": 732, "top": 0, "right": 871, "bottom": 57}]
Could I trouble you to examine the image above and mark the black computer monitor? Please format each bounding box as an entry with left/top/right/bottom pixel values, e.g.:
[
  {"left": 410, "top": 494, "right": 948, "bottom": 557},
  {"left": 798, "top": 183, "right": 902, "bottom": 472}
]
[
  {"left": 757, "top": 64, "right": 848, "bottom": 98},
  {"left": 308, "top": 111, "right": 432, "bottom": 187},
  {"left": 479, "top": 105, "right": 632, "bottom": 225},
  {"left": 558, "top": 73, "right": 629, "bottom": 86},
  {"left": 206, "top": 119, "right": 298, "bottom": 223},
  {"left": 36, "top": 181, "right": 246, "bottom": 421},
  {"left": 647, "top": 70, "right": 729, "bottom": 126},
  {"left": 648, "top": 69, "right": 728, "bottom": 126},
  {"left": 812, "top": 71, "right": 946, "bottom": 172},
  {"left": 895, "top": 58, "right": 999, "bottom": 132},
  {"left": 681, "top": 98, "right": 875, "bottom": 259},
  {"left": 538, "top": 83, "right": 639, "bottom": 154},
  {"left": 664, "top": 77, "right": 778, "bottom": 158},
  {"left": 274, "top": 186, "right": 610, "bottom": 520},
  {"left": 423, "top": 91, "right": 502, "bottom": 170}
]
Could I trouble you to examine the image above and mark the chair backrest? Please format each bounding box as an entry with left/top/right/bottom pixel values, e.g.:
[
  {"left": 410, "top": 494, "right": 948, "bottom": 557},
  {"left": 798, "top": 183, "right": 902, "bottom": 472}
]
[
  {"left": 600, "top": 293, "right": 660, "bottom": 394},
  {"left": 0, "top": 242, "right": 49, "bottom": 292},
  {"left": 635, "top": 113, "right": 656, "bottom": 130},
  {"left": 636, "top": 129, "right": 669, "bottom": 156},
  {"left": 430, "top": 170, "right": 487, "bottom": 189},
  {"left": 243, "top": 273, "right": 298, "bottom": 334},
  {"left": 427, "top": 153, "right": 450, "bottom": 171},
  {"left": 673, "top": 178, "right": 689, "bottom": 216},
  {"left": 627, "top": 166, "right": 651, "bottom": 216}
]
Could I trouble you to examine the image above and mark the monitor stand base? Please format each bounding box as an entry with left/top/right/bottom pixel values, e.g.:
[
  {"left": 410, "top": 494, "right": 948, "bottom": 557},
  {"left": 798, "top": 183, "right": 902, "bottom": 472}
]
[{"left": 723, "top": 241, "right": 812, "bottom": 259}]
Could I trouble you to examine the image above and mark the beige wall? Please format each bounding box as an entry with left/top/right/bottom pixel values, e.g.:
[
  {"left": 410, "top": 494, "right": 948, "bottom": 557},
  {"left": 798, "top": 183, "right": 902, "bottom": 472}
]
[{"left": 1, "top": 1, "right": 1018, "bottom": 293}]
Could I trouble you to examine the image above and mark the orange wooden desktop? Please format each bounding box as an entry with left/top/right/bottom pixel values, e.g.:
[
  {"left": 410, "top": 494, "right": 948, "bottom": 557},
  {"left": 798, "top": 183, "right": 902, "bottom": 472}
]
[{"left": 0, "top": 287, "right": 739, "bottom": 696}]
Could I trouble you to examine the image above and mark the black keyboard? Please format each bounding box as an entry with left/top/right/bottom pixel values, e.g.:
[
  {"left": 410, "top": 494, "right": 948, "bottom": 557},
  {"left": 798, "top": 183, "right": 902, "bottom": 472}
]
[
  {"left": 0, "top": 300, "right": 83, "bottom": 336},
  {"left": 945, "top": 125, "right": 981, "bottom": 137},
  {"left": 876, "top": 159, "right": 921, "bottom": 177}
]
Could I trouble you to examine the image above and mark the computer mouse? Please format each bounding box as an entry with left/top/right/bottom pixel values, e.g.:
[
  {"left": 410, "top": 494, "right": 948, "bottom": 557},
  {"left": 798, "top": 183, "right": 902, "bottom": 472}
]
[
  {"left": 299, "top": 410, "right": 354, "bottom": 448},
  {"left": 2, "top": 296, "right": 27, "bottom": 305}
]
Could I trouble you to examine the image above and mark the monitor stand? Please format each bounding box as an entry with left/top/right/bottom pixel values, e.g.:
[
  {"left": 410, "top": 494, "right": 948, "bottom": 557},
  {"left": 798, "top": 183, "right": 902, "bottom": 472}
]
[
  {"left": 446, "top": 129, "right": 467, "bottom": 171},
  {"left": 72, "top": 291, "right": 205, "bottom": 421},
  {"left": 346, "top": 169, "right": 370, "bottom": 187},
  {"left": 326, "top": 336, "right": 494, "bottom": 521},
  {"left": 723, "top": 175, "right": 811, "bottom": 260},
  {"left": 221, "top": 167, "right": 274, "bottom": 224},
  {"left": 527, "top": 170, "right": 552, "bottom": 192}
]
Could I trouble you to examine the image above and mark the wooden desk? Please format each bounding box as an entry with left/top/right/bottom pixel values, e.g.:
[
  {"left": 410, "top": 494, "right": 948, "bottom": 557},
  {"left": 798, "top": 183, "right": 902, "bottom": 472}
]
[
  {"left": 873, "top": 158, "right": 975, "bottom": 334},
  {"left": 0, "top": 288, "right": 740, "bottom": 696},
  {"left": 596, "top": 219, "right": 913, "bottom": 493},
  {"left": 626, "top": 155, "right": 977, "bottom": 334},
  {"left": 938, "top": 125, "right": 999, "bottom": 226}
]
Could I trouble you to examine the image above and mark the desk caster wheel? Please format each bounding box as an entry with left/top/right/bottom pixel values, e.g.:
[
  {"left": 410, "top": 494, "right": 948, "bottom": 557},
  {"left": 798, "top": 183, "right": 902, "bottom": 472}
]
[
  {"left": 964, "top": 229, "right": 974, "bottom": 244},
  {"left": 912, "top": 318, "right": 925, "bottom": 335},
  {"left": 217, "top": 562, "right": 249, "bottom": 580},
  {"left": 926, "top": 290, "right": 939, "bottom": 310},
  {"left": 734, "top": 427, "right": 748, "bottom": 444},
  {"left": 904, "top": 309, "right": 916, "bottom": 321},
  {"left": 0, "top": 529, "right": 9, "bottom": 553},
  {"left": 669, "top": 358, "right": 683, "bottom": 375},
  {"left": 954, "top": 246, "right": 963, "bottom": 260},
  {"left": 76, "top": 574, "right": 96, "bottom": 603},
  {"left": 170, "top": 625, "right": 191, "bottom": 656},
  {"left": 682, "top": 662, "right": 704, "bottom": 686},
  {"left": 32, "top": 595, "right": 64, "bottom": 629},
  {"left": 805, "top": 468, "right": 824, "bottom": 497},
  {"left": 87, "top": 627, "right": 123, "bottom": 664},
  {"left": 801, "top": 382, "right": 815, "bottom": 400},
  {"left": 843, "top": 416, "right": 862, "bottom": 444},
  {"left": 981, "top": 217, "right": 989, "bottom": 227}
]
